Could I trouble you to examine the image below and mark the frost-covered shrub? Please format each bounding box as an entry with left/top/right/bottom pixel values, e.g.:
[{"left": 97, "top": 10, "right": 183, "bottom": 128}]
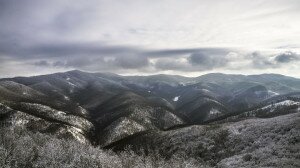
[
  {"left": 0, "top": 127, "right": 202, "bottom": 168},
  {"left": 1, "top": 112, "right": 299, "bottom": 168}
]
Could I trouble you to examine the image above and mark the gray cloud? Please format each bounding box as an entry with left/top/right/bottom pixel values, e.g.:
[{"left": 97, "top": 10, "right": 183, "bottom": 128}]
[
  {"left": 249, "top": 51, "right": 300, "bottom": 69},
  {"left": 274, "top": 51, "right": 300, "bottom": 63},
  {"left": 0, "top": 41, "right": 142, "bottom": 60},
  {"left": 23, "top": 42, "right": 232, "bottom": 72},
  {"left": 2, "top": 33, "right": 299, "bottom": 74},
  {"left": 249, "top": 52, "right": 275, "bottom": 69},
  {"left": 39, "top": 53, "right": 150, "bottom": 70},
  {"left": 53, "top": 61, "right": 66, "bottom": 67},
  {"left": 33, "top": 60, "right": 51, "bottom": 67},
  {"left": 7, "top": 37, "right": 300, "bottom": 74},
  {"left": 155, "top": 58, "right": 189, "bottom": 71},
  {"left": 188, "top": 52, "right": 229, "bottom": 70},
  {"left": 65, "top": 58, "right": 99, "bottom": 68},
  {"left": 0, "top": 0, "right": 299, "bottom": 77},
  {"left": 112, "top": 55, "right": 150, "bottom": 69},
  {"left": 154, "top": 49, "right": 232, "bottom": 71},
  {"left": 144, "top": 48, "right": 229, "bottom": 57}
]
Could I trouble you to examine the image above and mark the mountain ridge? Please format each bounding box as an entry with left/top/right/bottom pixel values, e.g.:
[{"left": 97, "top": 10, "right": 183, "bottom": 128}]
[
  {"left": 2, "top": 69, "right": 300, "bottom": 81},
  {"left": 0, "top": 69, "right": 299, "bottom": 148}
]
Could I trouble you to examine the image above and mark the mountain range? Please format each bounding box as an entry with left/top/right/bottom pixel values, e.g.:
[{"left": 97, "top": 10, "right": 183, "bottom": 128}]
[{"left": 0, "top": 70, "right": 299, "bottom": 167}]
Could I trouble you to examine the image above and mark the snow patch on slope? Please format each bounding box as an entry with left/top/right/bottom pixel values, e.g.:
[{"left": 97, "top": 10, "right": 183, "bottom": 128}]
[
  {"left": 261, "top": 100, "right": 300, "bottom": 112},
  {"left": 268, "top": 90, "right": 279, "bottom": 96},
  {"left": 64, "top": 96, "right": 70, "bottom": 100},
  {"left": 210, "top": 108, "right": 221, "bottom": 115},
  {"left": 201, "top": 89, "right": 210, "bottom": 93},
  {"left": 173, "top": 96, "right": 180, "bottom": 102},
  {"left": 67, "top": 81, "right": 76, "bottom": 87}
]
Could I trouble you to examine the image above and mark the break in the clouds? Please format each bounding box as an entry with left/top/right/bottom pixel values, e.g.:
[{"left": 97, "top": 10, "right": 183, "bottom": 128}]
[{"left": 0, "top": 0, "right": 300, "bottom": 77}]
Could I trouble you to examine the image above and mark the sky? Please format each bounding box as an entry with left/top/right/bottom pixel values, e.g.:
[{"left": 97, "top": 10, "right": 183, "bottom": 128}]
[{"left": 0, "top": 0, "right": 300, "bottom": 78}]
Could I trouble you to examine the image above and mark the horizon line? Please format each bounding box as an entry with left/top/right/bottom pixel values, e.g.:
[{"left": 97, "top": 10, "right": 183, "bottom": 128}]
[{"left": 1, "top": 69, "right": 299, "bottom": 80}]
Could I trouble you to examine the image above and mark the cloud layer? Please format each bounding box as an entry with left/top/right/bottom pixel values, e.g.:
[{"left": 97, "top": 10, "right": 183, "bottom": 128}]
[{"left": 0, "top": 0, "right": 300, "bottom": 77}]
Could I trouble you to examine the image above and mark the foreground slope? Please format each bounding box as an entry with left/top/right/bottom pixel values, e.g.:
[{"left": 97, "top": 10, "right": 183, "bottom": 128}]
[{"left": 110, "top": 111, "right": 300, "bottom": 168}]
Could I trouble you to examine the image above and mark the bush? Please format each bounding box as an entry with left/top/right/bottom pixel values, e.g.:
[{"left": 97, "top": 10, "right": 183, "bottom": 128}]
[
  {"left": 0, "top": 127, "right": 202, "bottom": 168},
  {"left": 243, "top": 154, "right": 252, "bottom": 161}
]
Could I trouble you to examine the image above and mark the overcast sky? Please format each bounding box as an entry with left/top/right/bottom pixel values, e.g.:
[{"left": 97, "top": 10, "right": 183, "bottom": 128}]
[{"left": 0, "top": 0, "right": 300, "bottom": 78}]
